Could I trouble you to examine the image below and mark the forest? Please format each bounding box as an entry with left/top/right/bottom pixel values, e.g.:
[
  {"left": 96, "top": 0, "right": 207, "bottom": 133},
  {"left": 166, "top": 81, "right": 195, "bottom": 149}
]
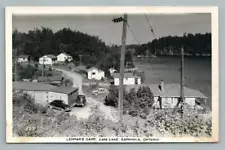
[
  {"left": 134, "top": 33, "right": 211, "bottom": 56},
  {"left": 13, "top": 27, "right": 211, "bottom": 75},
  {"left": 12, "top": 27, "right": 124, "bottom": 75}
]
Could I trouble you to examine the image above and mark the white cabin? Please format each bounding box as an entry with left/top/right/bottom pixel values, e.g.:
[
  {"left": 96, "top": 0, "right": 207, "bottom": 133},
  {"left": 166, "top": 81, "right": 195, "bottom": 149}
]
[
  {"left": 13, "top": 82, "right": 78, "bottom": 106},
  {"left": 17, "top": 55, "right": 30, "bottom": 63},
  {"left": 87, "top": 67, "right": 105, "bottom": 80},
  {"left": 125, "top": 81, "right": 207, "bottom": 109},
  {"left": 57, "top": 53, "right": 73, "bottom": 62},
  {"left": 113, "top": 72, "right": 141, "bottom": 86},
  {"left": 39, "top": 54, "right": 57, "bottom": 65}
]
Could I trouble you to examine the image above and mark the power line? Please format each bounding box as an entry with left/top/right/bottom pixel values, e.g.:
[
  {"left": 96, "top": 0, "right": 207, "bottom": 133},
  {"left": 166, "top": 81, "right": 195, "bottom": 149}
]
[
  {"left": 144, "top": 14, "right": 156, "bottom": 39},
  {"left": 127, "top": 23, "right": 140, "bottom": 44}
]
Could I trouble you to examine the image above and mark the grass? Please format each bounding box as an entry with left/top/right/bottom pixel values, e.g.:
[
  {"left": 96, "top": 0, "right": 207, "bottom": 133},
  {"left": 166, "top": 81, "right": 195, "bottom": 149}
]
[{"left": 13, "top": 92, "right": 212, "bottom": 138}]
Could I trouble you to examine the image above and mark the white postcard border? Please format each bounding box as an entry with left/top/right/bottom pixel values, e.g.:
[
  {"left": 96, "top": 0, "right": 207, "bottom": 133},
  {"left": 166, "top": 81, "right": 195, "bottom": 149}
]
[{"left": 5, "top": 6, "right": 219, "bottom": 143}]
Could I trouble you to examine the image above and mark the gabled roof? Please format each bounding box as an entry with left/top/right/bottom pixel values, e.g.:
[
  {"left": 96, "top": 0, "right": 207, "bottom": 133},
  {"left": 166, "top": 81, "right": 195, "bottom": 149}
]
[
  {"left": 87, "top": 67, "right": 104, "bottom": 72},
  {"left": 13, "top": 81, "right": 56, "bottom": 91},
  {"left": 50, "top": 86, "right": 78, "bottom": 94},
  {"left": 58, "top": 53, "right": 71, "bottom": 57},
  {"left": 13, "top": 81, "right": 78, "bottom": 94},
  {"left": 37, "top": 75, "right": 64, "bottom": 82},
  {"left": 17, "top": 55, "right": 29, "bottom": 58},
  {"left": 113, "top": 72, "right": 139, "bottom": 78},
  {"left": 125, "top": 84, "right": 207, "bottom": 98}
]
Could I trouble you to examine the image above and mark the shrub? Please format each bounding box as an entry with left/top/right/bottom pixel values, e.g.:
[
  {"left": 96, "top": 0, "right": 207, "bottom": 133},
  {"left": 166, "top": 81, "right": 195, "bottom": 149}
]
[
  {"left": 13, "top": 91, "right": 212, "bottom": 138},
  {"left": 62, "top": 78, "right": 73, "bottom": 87},
  {"left": 104, "top": 85, "right": 119, "bottom": 107}
]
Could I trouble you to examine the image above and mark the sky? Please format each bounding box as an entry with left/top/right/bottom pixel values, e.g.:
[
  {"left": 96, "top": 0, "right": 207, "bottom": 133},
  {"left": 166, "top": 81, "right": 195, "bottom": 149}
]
[{"left": 12, "top": 13, "right": 211, "bottom": 45}]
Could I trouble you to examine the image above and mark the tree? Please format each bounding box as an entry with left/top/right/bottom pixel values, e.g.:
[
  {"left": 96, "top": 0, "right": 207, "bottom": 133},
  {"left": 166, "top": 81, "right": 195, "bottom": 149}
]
[
  {"left": 136, "top": 86, "right": 154, "bottom": 108},
  {"left": 135, "top": 33, "right": 212, "bottom": 56}
]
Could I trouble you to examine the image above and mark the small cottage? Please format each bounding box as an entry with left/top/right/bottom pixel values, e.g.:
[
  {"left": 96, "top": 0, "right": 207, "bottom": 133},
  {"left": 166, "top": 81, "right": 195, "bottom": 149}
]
[
  {"left": 13, "top": 81, "right": 56, "bottom": 105},
  {"left": 39, "top": 54, "right": 57, "bottom": 65},
  {"left": 17, "top": 55, "right": 30, "bottom": 63},
  {"left": 125, "top": 81, "right": 207, "bottom": 109},
  {"left": 57, "top": 53, "right": 73, "bottom": 62},
  {"left": 113, "top": 72, "right": 141, "bottom": 86},
  {"left": 87, "top": 67, "right": 105, "bottom": 80},
  {"left": 13, "top": 81, "right": 78, "bottom": 106}
]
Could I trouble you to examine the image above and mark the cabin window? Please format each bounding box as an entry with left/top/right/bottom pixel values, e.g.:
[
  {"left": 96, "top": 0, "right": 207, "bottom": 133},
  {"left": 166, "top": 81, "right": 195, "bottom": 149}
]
[{"left": 92, "top": 72, "right": 96, "bottom": 75}]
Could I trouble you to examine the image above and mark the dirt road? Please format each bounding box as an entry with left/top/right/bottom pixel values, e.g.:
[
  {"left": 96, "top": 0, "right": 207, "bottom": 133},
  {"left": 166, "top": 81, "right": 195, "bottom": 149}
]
[
  {"left": 54, "top": 68, "right": 118, "bottom": 122},
  {"left": 54, "top": 68, "right": 83, "bottom": 94}
]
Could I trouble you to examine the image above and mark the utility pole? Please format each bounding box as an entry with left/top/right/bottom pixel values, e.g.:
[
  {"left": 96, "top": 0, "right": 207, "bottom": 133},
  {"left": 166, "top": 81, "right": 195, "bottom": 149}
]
[
  {"left": 173, "top": 46, "right": 185, "bottom": 117},
  {"left": 113, "top": 14, "right": 128, "bottom": 122},
  {"left": 78, "top": 54, "right": 82, "bottom": 66},
  {"left": 42, "top": 57, "right": 45, "bottom": 77},
  {"left": 180, "top": 46, "right": 185, "bottom": 118}
]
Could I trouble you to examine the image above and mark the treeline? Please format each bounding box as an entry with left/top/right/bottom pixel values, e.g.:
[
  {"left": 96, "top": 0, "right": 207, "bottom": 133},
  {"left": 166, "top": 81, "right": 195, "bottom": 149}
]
[
  {"left": 134, "top": 33, "right": 211, "bottom": 56},
  {"left": 13, "top": 27, "right": 135, "bottom": 75}
]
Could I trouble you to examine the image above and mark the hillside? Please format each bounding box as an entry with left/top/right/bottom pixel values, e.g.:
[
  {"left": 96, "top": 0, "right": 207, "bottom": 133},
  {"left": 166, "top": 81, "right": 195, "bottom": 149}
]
[{"left": 133, "top": 33, "right": 211, "bottom": 56}]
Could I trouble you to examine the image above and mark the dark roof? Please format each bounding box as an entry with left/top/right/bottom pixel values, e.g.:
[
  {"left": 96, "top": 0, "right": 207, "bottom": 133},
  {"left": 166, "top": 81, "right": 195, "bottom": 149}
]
[
  {"left": 37, "top": 75, "right": 63, "bottom": 82},
  {"left": 17, "top": 55, "right": 29, "bottom": 58},
  {"left": 113, "top": 72, "right": 139, "bottom": 78},
  {"left": 45, "top": 54, "right": 57, "bottom": 59},
  {"left": 13, "top": 81, "right": 56, "bottom": 91},
  {"left": 87, "top": 67, "right": 104, "bottom": 72},
  {"left": 50, "top": 86, "right": 78, "bottom": 94},
  {"left": 125, "top": 84, "right": 207, "bottom": 98}
]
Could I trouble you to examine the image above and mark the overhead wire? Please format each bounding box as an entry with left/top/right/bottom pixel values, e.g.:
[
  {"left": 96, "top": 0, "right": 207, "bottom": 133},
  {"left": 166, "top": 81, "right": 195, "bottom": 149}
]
[
  {"left": 127, "top": 22, "right": 140, "bottom": 45},
  {"left": 144, "top": 14, "right": 156, "bottom": 39}
]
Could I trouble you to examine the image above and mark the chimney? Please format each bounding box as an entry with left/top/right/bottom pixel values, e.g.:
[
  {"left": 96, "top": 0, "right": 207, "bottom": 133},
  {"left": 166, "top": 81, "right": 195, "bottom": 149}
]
[{"left": 160, "top": 80, "right": 164, "bottom": 92}]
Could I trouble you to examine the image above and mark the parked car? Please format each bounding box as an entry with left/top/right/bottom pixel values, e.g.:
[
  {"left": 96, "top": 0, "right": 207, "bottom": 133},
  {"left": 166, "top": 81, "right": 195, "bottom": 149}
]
[
  {"left": 72, "top": 95, "right": 87, "bottom": 107},
  {"left": 48, "top": 100, "right": 71, "bottom": 112},
  {"left": 92, "top": 88, "right": 109, "bottom": 96}
]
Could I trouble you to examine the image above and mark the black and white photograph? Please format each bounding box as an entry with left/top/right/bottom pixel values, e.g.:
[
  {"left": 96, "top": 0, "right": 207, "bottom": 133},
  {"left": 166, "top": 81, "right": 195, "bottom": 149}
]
[{"left": 6, "top": 7, "right": 219, "bottom": 143}]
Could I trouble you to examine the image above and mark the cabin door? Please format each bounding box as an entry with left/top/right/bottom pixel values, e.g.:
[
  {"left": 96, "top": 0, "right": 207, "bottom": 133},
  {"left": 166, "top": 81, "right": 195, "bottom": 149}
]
[{"left": 135, "top": 78, "right": 138, "bottom": 84}]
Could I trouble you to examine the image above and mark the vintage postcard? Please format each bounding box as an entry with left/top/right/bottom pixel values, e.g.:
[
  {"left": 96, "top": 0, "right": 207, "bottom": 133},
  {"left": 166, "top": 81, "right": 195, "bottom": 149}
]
[{"left": 5, "top": 6, "right": 219, "bottom": 143}]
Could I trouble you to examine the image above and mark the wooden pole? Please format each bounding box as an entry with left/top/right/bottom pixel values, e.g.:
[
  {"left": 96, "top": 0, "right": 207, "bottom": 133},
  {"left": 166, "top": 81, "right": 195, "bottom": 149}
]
[
  {"left": 173, "top": 46, "right": 185, "bottom": 115},
  {"left": 118, "top": 14, "right": 128, "bottom": 122},
  {"left": 42, "top": 58, "right": 45, "bottom": 77},
  {"left": 180, "top": 46, "right": 185, "bottom": 117}
]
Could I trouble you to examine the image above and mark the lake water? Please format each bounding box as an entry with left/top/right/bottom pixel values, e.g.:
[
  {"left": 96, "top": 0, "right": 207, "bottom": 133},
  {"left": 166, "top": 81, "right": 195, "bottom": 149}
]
[{"left": 133, "top": 56, "right": 212, "bottom": 108}]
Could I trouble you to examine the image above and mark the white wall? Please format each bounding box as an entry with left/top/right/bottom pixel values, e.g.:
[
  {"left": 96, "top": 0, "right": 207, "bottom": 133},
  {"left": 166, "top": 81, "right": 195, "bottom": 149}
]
[
  {"left": 88, "top": 69, "right": 105, "bottom": 80},
  {"left": 153, "top": 96, "right": 196, "bottom": 108},
  {"left": 39, "top": 56, "right": 57, "bottom": 65},
  {"left": 114, "top": 77, "right": 135, "bottom": 85},
  {"left": 22, "top": 90, "right": 69, "bottom": 105},
  {"left": 48, "top": 92, "right": 68, "bottom": 104},
  {"left": 57, "top": 53, "right": 73, "bottom": 62},
  {"left": 185, "top": 97, "right": 196, "bottom": 107},
  {"left": 39, "top": 56, "right": 52, "bottom": 65},
  {"left": 25, "top": 90, "right": 49, "bottom": 105},
  {"left": 137, "top": 78, "right": 141, "bottom": 84},
  {"left": 57, "top": 53, "right": 67, "bottom": 62},
  {"left": 18, "top": 58, "right": 28, "bottom": 63}
]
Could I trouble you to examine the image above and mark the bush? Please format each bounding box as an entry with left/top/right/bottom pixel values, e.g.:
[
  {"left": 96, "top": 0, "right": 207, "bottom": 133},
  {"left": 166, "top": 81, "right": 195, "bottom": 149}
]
[
  {"left": 13, "top": 91, "right": 212, "bottom": 138},
  {"left": 104, "top": 86, "right": 154, "bottom": 118},
  {"left": 13, "top": 92, "right": 40, "bottom": 114},
  {"left": 62, "top": 78, "right": 73, "bottom": 87}
]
